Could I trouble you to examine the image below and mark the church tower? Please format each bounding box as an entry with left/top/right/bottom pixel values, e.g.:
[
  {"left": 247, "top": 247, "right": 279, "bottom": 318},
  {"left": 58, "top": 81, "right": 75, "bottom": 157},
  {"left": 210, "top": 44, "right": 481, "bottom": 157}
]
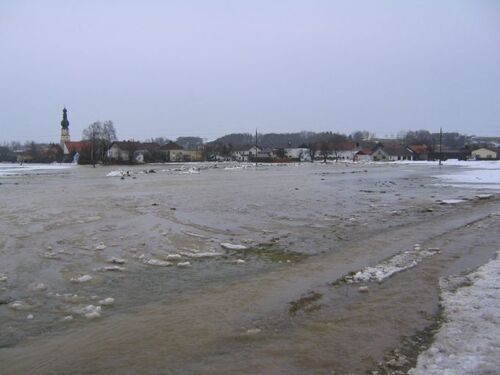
[{"left": 60, "top": 107, "right": 70, "bottom": 146}]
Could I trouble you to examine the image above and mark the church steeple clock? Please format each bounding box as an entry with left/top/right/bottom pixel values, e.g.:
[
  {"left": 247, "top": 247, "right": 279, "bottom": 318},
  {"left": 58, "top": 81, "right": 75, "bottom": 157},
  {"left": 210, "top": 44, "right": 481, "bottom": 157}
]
[{"left": 60, "top": 107, "right": 70, "bottom": 146}]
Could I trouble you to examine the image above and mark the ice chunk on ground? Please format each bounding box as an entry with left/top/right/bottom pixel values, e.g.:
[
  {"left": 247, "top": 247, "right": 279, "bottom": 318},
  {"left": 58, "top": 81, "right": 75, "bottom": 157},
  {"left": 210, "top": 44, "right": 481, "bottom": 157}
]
[
  {"left": 476, "top": 194, "right": 493, "bottom": 199},
  {"left": 71, "top": 274, "right": 93, "bottom": 283},
  {"left": 166, "top": 254, "right": 182, "bottom": 260},
  {"left": 220, "top": 242, "right": 248, "bottom": 250},
  {"left": 8, "top": 301, "right": 35, "bottom": 311},
  {"left": 98, "top": 297, "right": 114, "bottom": 306},
  {"left": 28, "top": 282, "right": 47, "bottom": 291},
  {"left": 62, "top": 315, "right": 74, "bottom": 322},
  {"left": 95, "top": 242, "right": 107, "bottom": 250},
  {"left": 0, "top": 274, "right": 7, "bottom": 282},
  {"left": 26, "top": 314, "right": 34, "bottom": 320},
  {"left": 409, "top": 252, "right": 500, "bottom": 375},
  {"left": 177, "top": 261, "right": 191, "bottom": 268},
  {"left": 80, "top": 305, "right": 102, "bottom": 320},
  {"left": 180, "top": 251, "right": 223, "bottom": 258},
  {"left": 344, "top": 247, "right": 440, "bottom": 283},
  {"left": 106, "top": 170, "right": 126, "bottom": 177},
  {"left": 139, "top": 255, "right": 172, "bottom": 267},
  {"left": 98, "top": 266, "right": 125, "bottom": 272},
  {"left": 439, "top": 199, "right": 465, "bottom": 205},
  {"left": 235, "top": 259, "right": 246, "bottom": 264}
]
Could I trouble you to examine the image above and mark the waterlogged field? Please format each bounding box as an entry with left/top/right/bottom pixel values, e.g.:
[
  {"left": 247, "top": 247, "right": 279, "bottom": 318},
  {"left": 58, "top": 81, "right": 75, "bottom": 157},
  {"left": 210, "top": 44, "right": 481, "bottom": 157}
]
[{"left": 0, "top": 161, "right": 499, "bottom": 374}]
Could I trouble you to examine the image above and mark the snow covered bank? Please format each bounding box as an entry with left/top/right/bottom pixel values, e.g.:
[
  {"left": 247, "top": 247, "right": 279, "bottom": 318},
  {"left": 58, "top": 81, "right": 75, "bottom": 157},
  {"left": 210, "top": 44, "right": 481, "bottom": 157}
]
[
  {"left": 409, "top": 252, "right": 500, "bottom": 375},
  {"left": 0, "top": 163, "right": 73, "bottom": 177}
]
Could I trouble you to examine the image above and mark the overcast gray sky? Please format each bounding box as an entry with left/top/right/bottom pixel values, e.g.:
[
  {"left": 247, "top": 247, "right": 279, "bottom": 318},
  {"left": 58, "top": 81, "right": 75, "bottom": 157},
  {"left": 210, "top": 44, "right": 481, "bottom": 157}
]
[{"left": 1, "top": 0, "right": 499, "bottom": 143}]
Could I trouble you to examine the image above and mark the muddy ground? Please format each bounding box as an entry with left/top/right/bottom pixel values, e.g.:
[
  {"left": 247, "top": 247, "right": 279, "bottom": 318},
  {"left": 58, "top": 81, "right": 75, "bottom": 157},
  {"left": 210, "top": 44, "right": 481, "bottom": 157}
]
[{"left": 0, "top": 162, "right": 498, "bottom": 374}]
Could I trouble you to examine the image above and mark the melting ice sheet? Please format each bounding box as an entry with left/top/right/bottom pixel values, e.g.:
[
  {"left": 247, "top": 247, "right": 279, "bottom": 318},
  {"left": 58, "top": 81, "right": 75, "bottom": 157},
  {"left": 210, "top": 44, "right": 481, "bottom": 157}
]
[{"left": 433, "top": 160, "right": 500, "bottom": 190}]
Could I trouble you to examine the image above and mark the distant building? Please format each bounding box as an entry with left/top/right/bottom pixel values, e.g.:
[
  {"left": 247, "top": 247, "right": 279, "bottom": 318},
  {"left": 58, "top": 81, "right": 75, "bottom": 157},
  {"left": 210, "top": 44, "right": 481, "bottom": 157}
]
[
  {"left": 284, "top": 147, "right": 310, "bottom": 162},
  {"left": 231, "top": 145, "right": 261, "bottom": 162},
  {"left": 60, "top": 108, "right": 70, "bottom": 148},
  {"left": 407, "top": 145, "right": 429, "bottom": 160},
  {"left": 471, "top": 148, "right": 498, "bottom": 160},
  {"left": 372, "top": 143, "right": 413, "bottom": 161},
  {"left": 354, "top": 148, "right": 373, "bottom": 162},
  {"left": 107, "top": 141, "right": 161, "bottom": 163}
]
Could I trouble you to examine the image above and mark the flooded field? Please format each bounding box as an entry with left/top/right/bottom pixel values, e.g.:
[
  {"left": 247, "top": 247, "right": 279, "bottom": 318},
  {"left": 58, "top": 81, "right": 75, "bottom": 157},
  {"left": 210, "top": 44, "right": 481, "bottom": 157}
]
[{"left": 1, "top": 161, "right": 499, "bottom": 374}]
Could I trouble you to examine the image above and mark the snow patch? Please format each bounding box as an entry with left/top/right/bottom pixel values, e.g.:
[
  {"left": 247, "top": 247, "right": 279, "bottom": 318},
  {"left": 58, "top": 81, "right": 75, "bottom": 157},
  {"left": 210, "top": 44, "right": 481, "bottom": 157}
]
[
  {"left": 8, "top": 301, "right": 35, "bottom": 311},
  {"left": 220, "top": 242, "right": 248, "bottom": 250},
  {"left": 139, "top": 255, "right": 172, "bottom": 267},
  {"left": 344, "top": 247, "right": 440, "bottom": 283},
  {"left": 71, "top": 274, "right": 93, "bottom": 283},
  {"left": 409, "top": 252, "right": 500, "bottom": 375},
  {"left": 180, "top": 251, "right": 223, "bottom": 258},
  {"left": 439, "top": 199, "right": 465, "bottom": 205},
  {"left": 106, "top": 170, "right": 127, "bottom": 177},
  {"left": 98, "top": 297, "right": 115, "bottom": 306}
]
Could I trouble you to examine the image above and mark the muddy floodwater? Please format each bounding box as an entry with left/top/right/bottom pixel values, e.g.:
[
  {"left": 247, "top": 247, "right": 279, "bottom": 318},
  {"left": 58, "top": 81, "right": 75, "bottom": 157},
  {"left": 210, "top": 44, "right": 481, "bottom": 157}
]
[{"left": 1, "top": 162, "right": 499, "bottom": 374}]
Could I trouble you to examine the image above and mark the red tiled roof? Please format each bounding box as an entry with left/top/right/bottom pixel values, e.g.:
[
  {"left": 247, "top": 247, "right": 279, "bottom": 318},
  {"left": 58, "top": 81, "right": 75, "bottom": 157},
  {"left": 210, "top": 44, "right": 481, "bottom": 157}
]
[
  {"left": 65, "top": 141, "right": 89, "bottom": 153},
  {"left": 357, "top": 148, "right": 373, "bottom": 155},
  {"left": 408, "top": 144, "right": 428, "bottom": 154}
]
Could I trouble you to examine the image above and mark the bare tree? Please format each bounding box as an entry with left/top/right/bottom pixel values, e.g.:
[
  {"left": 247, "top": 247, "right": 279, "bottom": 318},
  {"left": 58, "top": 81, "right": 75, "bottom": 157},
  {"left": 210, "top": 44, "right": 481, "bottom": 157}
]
[
  {"left": 319, "top": 142, "right": 330, "bottom": 163},
  {"left": 308, "top": 143, "right": 317, "bottom": 162},
  {"left": 82, "top": 121, "right": 118, "bottom": 164}
]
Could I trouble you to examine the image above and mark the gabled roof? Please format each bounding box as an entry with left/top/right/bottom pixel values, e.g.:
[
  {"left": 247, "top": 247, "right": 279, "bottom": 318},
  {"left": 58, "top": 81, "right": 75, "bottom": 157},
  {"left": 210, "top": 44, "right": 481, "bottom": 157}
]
[
  {"left": 109, "top": 141, "right": 142, "bottom": 149},
  {"left": 472, "top": 147, "right": 497, "bottom": 153},
  {"left": 356, "top": 148, "right": 373, "bottom": 155},
  {"left": 407, "top": 144, "right": 428, "bottom": 154},
  {"left": 232, "top": 145, "right": 261, "bottom": 152},
  {"left": 64, "top": 141, "right": 89, "bottom": 153},
  {"left": 138, "top": 142, "right": 161, "bottom": 151},
  {"left": 160, "top": 142, "right": 184, "bottom": 151},
  {"left": 378, "top": 143, "right": 413, "bottom": 157},
  {"left": 313, "top": 141, "right": 358, "bottom": 151}
]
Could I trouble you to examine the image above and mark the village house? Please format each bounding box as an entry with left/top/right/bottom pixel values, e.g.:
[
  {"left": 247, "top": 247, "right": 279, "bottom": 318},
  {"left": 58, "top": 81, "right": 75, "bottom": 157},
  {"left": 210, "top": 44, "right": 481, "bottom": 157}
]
[
  {"left": 354, "top": 148, "right": 373, "bottom": 162},
  {"left": 160, "top": 142, "right": 203, "bottom": 162},
  {"left": 471, "top": 147, "right": 498, "bottom": 160},
  {"left": 231, "top": 145, "right": 261, "bottom": 162},
  {"left": 407, "top": 144, "right": 429, "bottom": 161},
  {"left": 107, "top": 141, "right": 161, "bottom": 163},
  {"left": 372, "top": 143, "right": 414, "bottom": 161},
  {"left": 107, "top": 141, "right": 139, "bottom": 162},
  {"left": 255, "top": 148, "right": 274, "bottom": 162},
  {"left": 428, "top": 149, "right": 470, "bottom": 161},
  {"left": 333, "top": 142, "right": 359, "bottom": 161},
  {"left": 63, "top": 141, "right": 88, "bottom": 156},
  {"left": 284, "top": 147, "right": 311, "bottom": 162}
]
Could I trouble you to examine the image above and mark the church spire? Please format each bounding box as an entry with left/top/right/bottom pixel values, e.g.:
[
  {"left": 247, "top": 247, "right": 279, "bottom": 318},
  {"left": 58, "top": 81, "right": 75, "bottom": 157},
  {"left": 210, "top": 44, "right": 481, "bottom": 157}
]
[
  {"left": 61, "top": 107, "right": 70, "bottom": 129},
  {"left": 60, "top": 107, "right": 71, "bottom": 146}
]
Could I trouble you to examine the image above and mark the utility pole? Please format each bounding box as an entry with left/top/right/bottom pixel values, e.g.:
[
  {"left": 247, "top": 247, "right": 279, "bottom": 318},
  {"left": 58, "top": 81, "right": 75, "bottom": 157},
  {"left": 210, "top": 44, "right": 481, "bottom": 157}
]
[
  {"left": 439, "top": 127, "right": 443, "bottom": 166},
  {"left": 255, "top": 128, "right": 258, "bottom": 167},
  {"left": 91, "top": 129, "right": 96, "bottom": 168}
]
